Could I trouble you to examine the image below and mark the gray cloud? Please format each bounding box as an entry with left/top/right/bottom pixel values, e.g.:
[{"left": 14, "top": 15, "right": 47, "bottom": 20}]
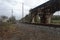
[
  {"left": 1, "top": 0, "right": 57, "bottom": 20},
  {"left": 0, "top": 0, "right": 12, "bottom": 17},
  {"left": 23, "top": 0, "right": 49, "bottom": 8}
]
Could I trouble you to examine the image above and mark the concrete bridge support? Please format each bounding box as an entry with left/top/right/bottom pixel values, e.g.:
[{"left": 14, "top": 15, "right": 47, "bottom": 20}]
[
  {"left": 40, "top": 14, "right": 52, "bottom": 24},
  {"left": 30, "top": 9, "right": 53, "bottom": 24},
  {"left": 31, "top": 15, "right": 37, "bottom": 23},
  {"left": 30, "top": 13, "right": 52, "bottom": 24}
]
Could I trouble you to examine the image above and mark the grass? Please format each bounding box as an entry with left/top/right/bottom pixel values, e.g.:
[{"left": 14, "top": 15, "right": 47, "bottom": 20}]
[
  {"left": 51, "top": 20, "right": 60, "bottom": 24},
  {"left": 0, "top": 22, "right": 18, "bottom": 40}
]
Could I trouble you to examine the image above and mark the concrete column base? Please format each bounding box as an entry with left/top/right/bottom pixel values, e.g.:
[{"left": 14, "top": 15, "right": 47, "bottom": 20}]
[{"left": 40, "top": 14, "right": 52, "bottom": 24}]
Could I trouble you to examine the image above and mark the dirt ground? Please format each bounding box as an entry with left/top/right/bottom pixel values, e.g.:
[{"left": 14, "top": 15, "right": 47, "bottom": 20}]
[{"left": 0, "top": 23, "right": 60, "bottom": 40}]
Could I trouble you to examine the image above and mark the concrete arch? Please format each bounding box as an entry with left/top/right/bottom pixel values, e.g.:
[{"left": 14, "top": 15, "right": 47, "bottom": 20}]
[{"left": 29, "top": 0, "right": 60, "bottom": 24}]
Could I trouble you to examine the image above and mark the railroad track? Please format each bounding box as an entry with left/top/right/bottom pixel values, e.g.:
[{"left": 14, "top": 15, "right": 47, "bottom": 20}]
[{"left": 21, "top": 22, "right": 60, "bottom": 28}]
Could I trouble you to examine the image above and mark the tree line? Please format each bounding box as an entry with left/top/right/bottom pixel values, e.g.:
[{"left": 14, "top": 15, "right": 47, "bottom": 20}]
[
  {"left": 0, "top": 16, "right": 16, "bottom": 24},
  {"left": 51, "top": 15, "right": 60, "bottom": 20}
]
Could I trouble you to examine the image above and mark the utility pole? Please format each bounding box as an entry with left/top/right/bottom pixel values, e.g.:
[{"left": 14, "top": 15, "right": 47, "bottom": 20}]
[
  {"left": 12, "top": 9, "right": 13, "bottom": 17},
  {"left": 22, "top": 3, "right": 24, "bottom": 22}
]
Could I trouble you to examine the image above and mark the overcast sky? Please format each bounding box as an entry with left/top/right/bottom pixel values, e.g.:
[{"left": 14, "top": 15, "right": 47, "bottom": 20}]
[{"left": 0, "top": 0, "right": 60, "bottom": 20}]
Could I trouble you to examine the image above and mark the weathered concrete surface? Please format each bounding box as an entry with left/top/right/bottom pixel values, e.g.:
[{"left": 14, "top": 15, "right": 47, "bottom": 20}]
[{"left": 1, "top": 23, "right": 60, "bottom": 40}]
